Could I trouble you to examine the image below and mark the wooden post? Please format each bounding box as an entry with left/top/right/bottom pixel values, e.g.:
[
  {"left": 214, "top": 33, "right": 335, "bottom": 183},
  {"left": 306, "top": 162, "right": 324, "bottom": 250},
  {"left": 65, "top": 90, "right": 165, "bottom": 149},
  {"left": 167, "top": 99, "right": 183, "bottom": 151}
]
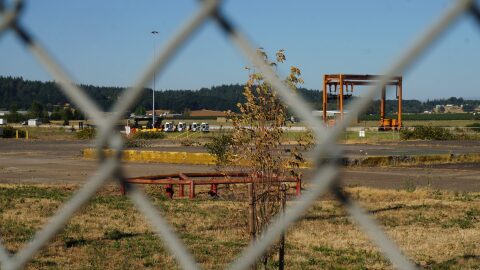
[
  {"left": 15, "top": 129, "right": 18, "bottom": 139},
  {"left": 279, "top": 184, "right": 287, "bottom": 270},
  {"left": 248, "top": 183, "right": 256, "bottom": 270},
  {"left": 25, "top": 130, "right": 28, "bottom": 140}
]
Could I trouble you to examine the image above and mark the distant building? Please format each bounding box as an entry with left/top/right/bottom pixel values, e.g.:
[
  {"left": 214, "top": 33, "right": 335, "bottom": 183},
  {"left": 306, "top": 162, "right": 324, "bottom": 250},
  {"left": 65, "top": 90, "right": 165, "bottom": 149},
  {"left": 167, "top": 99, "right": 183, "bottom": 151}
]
[
  {"left": 434, "top": 105, "right": 443, "bottom": 113},
  {"left": 145, "top": 109, "right": 170, "bottom": 117},
  {"left": 0, "top": 110, "right": 29, "bottom": 115},
  {"left": 189, "top": 109, "right": 227, "bottom": 117},
  {"left": 312, "top": 110, "right": 357, "bottom": 120},
  {"left": 28, "top": 119, "right": 42, "bottom": 126},
  {"left": 445, "top": 105, "right": 464, "bottom": 113},
  {"left": 434, "top": 104, "right": 463, "bottom": 113}
]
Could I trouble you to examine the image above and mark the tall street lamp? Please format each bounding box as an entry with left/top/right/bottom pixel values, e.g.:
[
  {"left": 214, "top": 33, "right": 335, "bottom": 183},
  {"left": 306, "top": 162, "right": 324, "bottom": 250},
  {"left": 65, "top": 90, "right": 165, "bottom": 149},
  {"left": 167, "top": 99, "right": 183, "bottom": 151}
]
[{"left": 151, "top": 30, "right": 159, "bottom": 127}]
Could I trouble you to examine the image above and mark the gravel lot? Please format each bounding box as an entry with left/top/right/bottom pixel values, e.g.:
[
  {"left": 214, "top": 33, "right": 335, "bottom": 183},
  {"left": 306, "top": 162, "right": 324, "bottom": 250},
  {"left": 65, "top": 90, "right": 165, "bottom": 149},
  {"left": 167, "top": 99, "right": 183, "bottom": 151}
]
[{"left": 0, "top": 139, "right": 479, "bottom": 191}]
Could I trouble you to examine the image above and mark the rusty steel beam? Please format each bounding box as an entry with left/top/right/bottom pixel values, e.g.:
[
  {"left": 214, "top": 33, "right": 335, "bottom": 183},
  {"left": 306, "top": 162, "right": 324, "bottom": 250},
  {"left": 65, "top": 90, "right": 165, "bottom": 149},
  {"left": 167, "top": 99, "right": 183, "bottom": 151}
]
[
  {"left": 127, "top": 177, "right": 298, "bottom": 186},
  {"left": 179, "top": 184, "right": 185, "bottom": 197},
  {"left": 323, "top": 74, "right": 327, "bottom": 123},
  {"left": 128, "top": 171, "right": 249, "bottom": 181},
  {"left": 326, "top": 81, "right": 400, "bottom": 86},
  {"left": 183, "top": 172, "right": 249, "bottom": 177},
  {"left": 189, "top": 180, "right": 195, "bottom": 199},
  {"left": 123, "top": 172, "right": 301, "bottom": 199},
  {"left": 339, "top": 74, "right": 344, "bottom": 119},
  {"left": 131, "top": 173, "right": 183, "bottom": 180},
  {"left": 380, "top": 86, "right": 386, "bottom": 123},
  {"left": 398, "top": 78, "right": 403, "bottom": 128},
  {"left": 325, "top": 74, "right": 402, "bottom": 81},
  {"left": 296, "top": 179, "right": 302, "bottom": 196},
  {"left": 190, "top": 178, "right": 298, "bottom": 185},
  {"left": 127, "top": 178, "right": 190, "bottom": 185},
  {"left": 324, "top": 74, "right": 341, "bottom": 79}
]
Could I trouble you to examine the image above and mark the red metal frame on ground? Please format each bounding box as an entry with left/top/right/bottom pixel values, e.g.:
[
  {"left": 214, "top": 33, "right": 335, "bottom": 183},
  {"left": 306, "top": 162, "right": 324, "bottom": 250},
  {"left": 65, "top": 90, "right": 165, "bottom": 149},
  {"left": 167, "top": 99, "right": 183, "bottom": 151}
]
[
  {"left": 322, "top": 74, "right": 403, "bottom": 130},
  {"left": 121, "top": 172, "right": 302, "bottom": 199}
]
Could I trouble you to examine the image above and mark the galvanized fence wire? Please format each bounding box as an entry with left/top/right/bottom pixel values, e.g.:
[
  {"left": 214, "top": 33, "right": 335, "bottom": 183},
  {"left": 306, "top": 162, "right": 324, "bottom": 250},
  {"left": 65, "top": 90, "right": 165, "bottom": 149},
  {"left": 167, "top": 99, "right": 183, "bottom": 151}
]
[{"left": 0, "top": 0, "right": 479, "bottom": 269}]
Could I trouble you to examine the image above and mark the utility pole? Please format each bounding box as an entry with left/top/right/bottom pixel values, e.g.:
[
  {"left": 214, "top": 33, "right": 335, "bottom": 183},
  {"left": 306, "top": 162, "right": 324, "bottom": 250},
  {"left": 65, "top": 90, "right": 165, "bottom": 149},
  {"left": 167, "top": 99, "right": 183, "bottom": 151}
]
[{"left": 151, "top": 30, "right": 159, "bottom": 127}]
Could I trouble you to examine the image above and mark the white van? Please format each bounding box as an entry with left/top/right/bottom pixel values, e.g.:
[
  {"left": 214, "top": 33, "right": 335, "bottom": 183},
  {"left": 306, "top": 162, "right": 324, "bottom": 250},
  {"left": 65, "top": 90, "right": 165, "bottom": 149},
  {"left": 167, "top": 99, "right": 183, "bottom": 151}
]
[
  {"left": 200, "top": 122, "right": 209, "bottom": 132},
  {"left": 177, "top": 122, "right": 186, "bottom": 132},
  {"left": 164, "top": 122, "right": 174, "bottom": 132},
  {"left": 191, "top": 122, "right": 199, "bottom": 132}
]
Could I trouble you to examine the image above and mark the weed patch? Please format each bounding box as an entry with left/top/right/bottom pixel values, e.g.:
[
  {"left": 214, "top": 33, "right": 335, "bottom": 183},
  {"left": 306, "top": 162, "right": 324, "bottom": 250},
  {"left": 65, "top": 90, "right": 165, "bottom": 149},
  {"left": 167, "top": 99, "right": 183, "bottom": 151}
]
[
  {"left": 0, "top": 219, "right": 36, "bottom": 243},
  {"left": 0, "top": 185, "right": 69, "bottom": 201},
  {"left": 442, "top": 208, "right": 479, "bottom": 229},
  {"left": 401, "top": 126, "right": 454, "bottom": 140},
  {"left": 76, "top": 128, "right": 95, "bottom": 140},
  {"left": 130, "top": 131, "right": 165, "bottom": 140}
]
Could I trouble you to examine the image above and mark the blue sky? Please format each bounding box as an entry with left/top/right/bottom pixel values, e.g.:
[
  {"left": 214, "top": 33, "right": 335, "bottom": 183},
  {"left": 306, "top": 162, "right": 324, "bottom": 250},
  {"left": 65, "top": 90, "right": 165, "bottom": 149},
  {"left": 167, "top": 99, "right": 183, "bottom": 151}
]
[{"left": 1, "top": 0, "right": 479, "bottom": 100}]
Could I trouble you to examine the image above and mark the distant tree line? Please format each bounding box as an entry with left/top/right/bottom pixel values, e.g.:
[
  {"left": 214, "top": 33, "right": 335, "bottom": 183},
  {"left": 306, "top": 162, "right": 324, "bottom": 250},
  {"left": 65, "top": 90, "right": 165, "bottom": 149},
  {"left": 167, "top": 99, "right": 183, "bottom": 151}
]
[
  {"left": 4, "top": 101, "right": 85, "bottom": 124},
  {"left": 0, "top": 76, "right": 478, "bottom": 121},
  {"left": 0, "top": 76, "right": 322, "bottom": 114}
]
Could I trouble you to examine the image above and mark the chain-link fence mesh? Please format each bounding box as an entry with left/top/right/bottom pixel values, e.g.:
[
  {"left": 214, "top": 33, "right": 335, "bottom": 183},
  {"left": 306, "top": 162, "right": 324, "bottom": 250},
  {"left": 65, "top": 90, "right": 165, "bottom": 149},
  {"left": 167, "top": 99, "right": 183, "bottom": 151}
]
[{"left": 1, "top": 0, "right": 479, "bottom": 269}]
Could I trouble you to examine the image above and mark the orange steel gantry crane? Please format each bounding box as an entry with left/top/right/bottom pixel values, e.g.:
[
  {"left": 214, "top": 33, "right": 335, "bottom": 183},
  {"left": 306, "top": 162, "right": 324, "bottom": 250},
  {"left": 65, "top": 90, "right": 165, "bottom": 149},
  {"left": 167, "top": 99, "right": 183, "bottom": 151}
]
[{"left": 322, "top": 74, "right": 403, "bottom": 130}]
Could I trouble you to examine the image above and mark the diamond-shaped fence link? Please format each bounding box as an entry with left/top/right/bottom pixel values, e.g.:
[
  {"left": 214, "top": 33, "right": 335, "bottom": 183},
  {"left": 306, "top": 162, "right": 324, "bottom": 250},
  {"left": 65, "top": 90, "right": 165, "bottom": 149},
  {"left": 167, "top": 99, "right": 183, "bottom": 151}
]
[{"left": 0, "top": 0, "right": 478, "bottom": 269}]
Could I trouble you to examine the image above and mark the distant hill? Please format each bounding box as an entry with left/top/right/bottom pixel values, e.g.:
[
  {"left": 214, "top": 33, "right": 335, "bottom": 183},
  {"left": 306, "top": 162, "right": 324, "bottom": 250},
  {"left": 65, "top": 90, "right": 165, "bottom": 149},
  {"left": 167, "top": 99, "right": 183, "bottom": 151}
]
[{"left": 0, "top": 76, "right": 478, "bottom": 115}]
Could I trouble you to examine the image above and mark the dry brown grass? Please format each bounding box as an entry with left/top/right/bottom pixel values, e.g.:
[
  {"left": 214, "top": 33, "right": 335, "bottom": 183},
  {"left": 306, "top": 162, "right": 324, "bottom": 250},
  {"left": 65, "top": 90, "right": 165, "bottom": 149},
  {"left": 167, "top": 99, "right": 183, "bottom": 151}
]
[
  {"left": 0, "top": 184, "right": 479, "bottom": 269},
  {"left": 23, "top": 127, "right": 77, "bottom": 140}
]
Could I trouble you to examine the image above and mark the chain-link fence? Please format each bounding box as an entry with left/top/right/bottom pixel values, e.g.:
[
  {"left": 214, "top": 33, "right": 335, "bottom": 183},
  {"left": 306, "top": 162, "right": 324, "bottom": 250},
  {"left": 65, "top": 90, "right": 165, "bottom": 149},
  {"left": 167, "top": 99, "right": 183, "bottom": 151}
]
[{"left": 1, "top": 0, "right": 479, "bottom": 269}]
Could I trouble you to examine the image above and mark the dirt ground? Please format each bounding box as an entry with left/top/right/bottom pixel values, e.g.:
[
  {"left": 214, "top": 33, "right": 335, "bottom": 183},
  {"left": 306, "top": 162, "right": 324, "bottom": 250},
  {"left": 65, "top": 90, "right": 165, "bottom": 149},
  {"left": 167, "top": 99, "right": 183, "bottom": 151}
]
[
  {"left": 1, "top": 139, "right": 479, "bottom": 191},
  {"left": 127, "top": 139, "right": 480, "bottom": 158}
]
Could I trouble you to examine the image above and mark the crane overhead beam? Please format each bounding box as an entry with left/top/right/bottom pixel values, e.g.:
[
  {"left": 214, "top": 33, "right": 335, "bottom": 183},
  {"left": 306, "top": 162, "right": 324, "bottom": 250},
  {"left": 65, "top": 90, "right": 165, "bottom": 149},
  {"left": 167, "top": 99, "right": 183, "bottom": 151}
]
[{"left": 322, "top": 74, "right": 403, "bottom": 130}]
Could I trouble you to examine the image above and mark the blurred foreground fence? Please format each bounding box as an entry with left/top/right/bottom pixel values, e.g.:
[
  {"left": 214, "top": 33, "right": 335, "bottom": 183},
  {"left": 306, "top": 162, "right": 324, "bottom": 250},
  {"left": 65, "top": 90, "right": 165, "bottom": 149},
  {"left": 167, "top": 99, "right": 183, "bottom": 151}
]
[{"left": 1, "top": 0, "right": 480, "bottom": 269}]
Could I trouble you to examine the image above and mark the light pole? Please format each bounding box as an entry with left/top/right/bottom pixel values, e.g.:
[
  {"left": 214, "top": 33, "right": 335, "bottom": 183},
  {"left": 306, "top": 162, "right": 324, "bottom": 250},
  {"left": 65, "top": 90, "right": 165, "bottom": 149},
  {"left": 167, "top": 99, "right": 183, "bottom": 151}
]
[{"left": 151, "top": 30, "right": 159, "bottom": 127}]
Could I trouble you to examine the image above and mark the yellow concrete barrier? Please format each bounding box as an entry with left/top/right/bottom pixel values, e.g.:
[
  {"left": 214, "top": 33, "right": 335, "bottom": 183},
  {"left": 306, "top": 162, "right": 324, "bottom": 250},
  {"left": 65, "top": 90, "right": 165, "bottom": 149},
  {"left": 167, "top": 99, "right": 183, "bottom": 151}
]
[
  {"left": 83, "top": 148, "right": 480, "bottom": 168},
  {"left": 83, "top": 148, "right": 216, "bottom": 165},
  {"left": 83, "top": 148, "right": 313, "bottom": 167}
]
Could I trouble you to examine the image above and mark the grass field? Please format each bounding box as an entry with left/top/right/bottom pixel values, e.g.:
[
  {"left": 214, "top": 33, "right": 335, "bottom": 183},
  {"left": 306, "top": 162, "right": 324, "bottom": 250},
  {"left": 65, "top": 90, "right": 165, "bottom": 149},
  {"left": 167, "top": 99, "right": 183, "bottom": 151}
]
[{"left": 0, "top": 184, "right": 479, "bottom": 269}]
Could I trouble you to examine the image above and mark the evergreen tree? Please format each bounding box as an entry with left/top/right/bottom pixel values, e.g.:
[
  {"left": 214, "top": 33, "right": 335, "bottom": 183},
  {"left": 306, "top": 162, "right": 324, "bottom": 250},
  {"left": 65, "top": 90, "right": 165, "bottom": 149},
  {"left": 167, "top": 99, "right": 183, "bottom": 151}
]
[{"left": 29, "top": 101, "right": 44, "bottom": 118}]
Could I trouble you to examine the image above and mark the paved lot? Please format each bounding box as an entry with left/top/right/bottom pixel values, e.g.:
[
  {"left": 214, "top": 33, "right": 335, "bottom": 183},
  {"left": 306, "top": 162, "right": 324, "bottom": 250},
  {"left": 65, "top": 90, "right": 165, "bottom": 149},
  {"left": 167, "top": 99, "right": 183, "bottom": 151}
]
[{"left": 0, "top": 139, "right": 479, "bottom": 191}]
